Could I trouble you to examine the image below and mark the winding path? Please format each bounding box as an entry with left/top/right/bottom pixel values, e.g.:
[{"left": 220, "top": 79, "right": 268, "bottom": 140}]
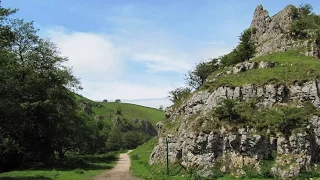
[{"left": 92, "top": 150, "right": 140, "bottom": 180}]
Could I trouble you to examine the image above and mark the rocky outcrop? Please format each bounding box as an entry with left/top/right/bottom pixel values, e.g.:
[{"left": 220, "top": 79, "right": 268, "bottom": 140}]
[
  {"left": 166, "top": 79, "right": 320, "bottom": 120},
  {"left": 151, "top": 79, "right": 320, "bottom": 178},
  {"left": 250, "top": 5, "right": 319, "bottom": 58},
  {"left": 250, "top": 5, "right": 295, "bottom": 43},
  {"left": 150, "top": 116, "right": 320, "bottom": 178},
  {"left": 140, "top": 120, "right": 158, "bottom": 136}
]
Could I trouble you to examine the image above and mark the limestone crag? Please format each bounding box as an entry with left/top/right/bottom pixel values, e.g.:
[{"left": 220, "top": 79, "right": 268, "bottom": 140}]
[
  {"left": 150, "top": 115, "right": 320, "bottom": 178},
  {"left": 166, "top": 79, "right": 320, "bottom": 121},
  {"left": 152, "top": 79, "right": 320, "bottom": 178},
  {"left": 250, "top": 5, "right": 319, "bottom": 57}
]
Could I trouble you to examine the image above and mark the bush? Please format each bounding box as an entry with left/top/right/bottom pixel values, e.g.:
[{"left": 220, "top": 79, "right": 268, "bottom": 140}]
[
  {"left": 186, "top": 58, "right": 219, "bottom": 89},
  {"left": 168, "top": 87, "right": 191, "bottom": 104},
  {"left": 220, "top": 28, "right": 255, "bottom": 67},
  {"left": 215, "top": 99, "right": 243, "bottom": 123},
  {"left": 289, "top": 3, "right": 320, "bottom": 39}
]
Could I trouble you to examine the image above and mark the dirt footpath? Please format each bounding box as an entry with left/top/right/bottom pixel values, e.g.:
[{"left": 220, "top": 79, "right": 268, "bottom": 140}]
[{"left": 92, "top": 150, "right": 141, "bottom": 180}]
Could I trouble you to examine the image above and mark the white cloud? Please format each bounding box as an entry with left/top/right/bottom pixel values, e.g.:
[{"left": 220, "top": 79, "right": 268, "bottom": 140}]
[{"left": 46, "top": 27, "right": 122, "bottom": 79}]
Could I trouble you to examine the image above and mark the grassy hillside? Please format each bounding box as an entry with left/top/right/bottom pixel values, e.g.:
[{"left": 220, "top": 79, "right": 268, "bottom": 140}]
[
  {"left": 203, "top": 50, "right": 320, "bottom": 91},
  {"left": 75, "top": 94, "right": 165, "bottom": 127}
]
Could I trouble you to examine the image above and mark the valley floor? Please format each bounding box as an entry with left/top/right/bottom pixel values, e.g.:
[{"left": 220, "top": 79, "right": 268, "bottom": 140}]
[{"left": 93, "top": 150, "right": 140, "bottom": 180}]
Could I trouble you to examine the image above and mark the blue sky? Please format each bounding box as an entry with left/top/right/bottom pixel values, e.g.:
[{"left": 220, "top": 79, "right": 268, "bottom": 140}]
[{"left": 4, "top": 0, "right": 320, "bottom": 108}]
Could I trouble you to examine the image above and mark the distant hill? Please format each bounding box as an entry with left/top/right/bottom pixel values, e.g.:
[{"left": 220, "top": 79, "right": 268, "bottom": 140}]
[{"left": 75, "top": 94, "right": 165, "bottom": 127}]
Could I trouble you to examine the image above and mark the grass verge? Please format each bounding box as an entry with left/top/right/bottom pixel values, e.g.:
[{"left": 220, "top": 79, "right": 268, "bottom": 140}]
[
  {"left": 0, "top": 152, "right": 120, "bottom": 180},
  {"left": 129, "top": 138, "right": 195, "bottom": 180}
]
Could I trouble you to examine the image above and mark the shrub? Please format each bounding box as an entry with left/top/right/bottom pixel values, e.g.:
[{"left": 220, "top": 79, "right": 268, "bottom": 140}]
[
  {"left": 220, "top": 28, "right": 255, "bottom": 67},
  {"left": 215, "top": 99, "right": 243, "bottom": 123},
  {"left": 186, "top": 58, "right": 219, "bottom": 89},
  {"left": 289, "top": 3, "right": 320, "bottom": 39},
  {"left": 168, "top": 87, "right": 191, "bottom": 104}
]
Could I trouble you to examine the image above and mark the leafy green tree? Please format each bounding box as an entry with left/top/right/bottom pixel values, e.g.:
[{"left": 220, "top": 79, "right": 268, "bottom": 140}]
[
  {"left": 0, "top": 4, "right": 91, "bottom": 170},
  {"left": 237, "top": 28, "right": 255, "bottom": 61},
  {"left": 168, "top": 87, "right": 191, "bottom": 103},
  {"left": 220, "top": 28, "right": 255, "bottom": 67},
  {"left": 220, "top": 49, "right": 240, "bottom": 67},
  {"left": 186, "top": 58, "right": 219, "bottom": 89},
  {"left": 122, "top": 132, "right": 142, "bottom": 149},
  {"left": 106, "top": 128, "right": 123, "bottom": 151},
  {"left": 289, "top": 4, "right": 320, "bottom": 39},
  {"left": 299, "top": 3, "right": 313, "bottom": 17}
]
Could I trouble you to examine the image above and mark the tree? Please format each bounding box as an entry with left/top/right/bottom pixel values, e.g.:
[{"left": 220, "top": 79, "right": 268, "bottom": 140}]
[
  {"left": 115, "top": 99, "right": 121, "bottom": 103},
  {"left": 122, "top": 132, "right": 142, "bottom": 149},
  {"left": 168, "top": 87, "right": 191, "bottom": 103},
  {"left": 299, "top": 3, "right": 313, "bottom": 17},
  {"left": 0, "top": 6, "right": 87, "bottom": 170},
  {"left": 220, "top": 49, "right": 240, "bottom": 67},
  {"left": 186, "top": 58, "right": 219, "bottom": 89},
  {"left": 103, "top": 99, "right": 108, "bottom": 102},
  {"left": 106, "top": 128, "right": 123, "bottom": 151},
  {"left": 159, "top": 105, "right": 164, "bottom": 110},
  {"left": 237, "top": 28, "right": 255, "bottom": 61},
  {"left": 220, "top": 28, "right": 255, "bottom": 67}
]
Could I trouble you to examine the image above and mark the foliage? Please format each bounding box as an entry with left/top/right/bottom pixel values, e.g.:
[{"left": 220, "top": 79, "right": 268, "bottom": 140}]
[
  {"left": 105, "top": 128, "right": 123, "bottom": 151},
  {"left": 220, "top": 28, "right": 255, "bottom": 67},
  {"left": 0, "top": 5, "right": 93, "bottom": 170},
  {"left": 298, "top": 167, "right": 320, "bottom": 179},
  {"left": 289, "top": 3, "right": 320, "bottom": 38},
  {"left": 168, "top": 87, "right": 191, "bottom": 103},
  {"left": 215, "top": 99, "right": 242, "bottom": 123},
  {"left": 238, "top": 28, "right": 256, "bottom": 61},
  {"left": 0, "top": 152, "right": 119, "bottom": 180},
  {"left": 115, "top": 99, "right": 121, "bottom": 103},
  {"left": 186, "top": 58, "right": 219, "bottom": 89},
  {"left": 220, "top": 48, "right": 241, "bottom": 67},
  {"left": 214, "top": 98, "right": 317, "bottom": 136}
]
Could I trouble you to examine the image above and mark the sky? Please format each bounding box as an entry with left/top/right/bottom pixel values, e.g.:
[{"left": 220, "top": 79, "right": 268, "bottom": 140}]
[{"left": 4, "top": 0, "right": 320, "bottom": 108}]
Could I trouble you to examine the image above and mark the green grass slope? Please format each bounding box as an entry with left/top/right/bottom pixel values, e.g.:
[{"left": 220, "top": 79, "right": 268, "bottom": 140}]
[
  {"left": 76, "top": 94, "right": 165, "bottom": 127},
  {"left": 203, "top": 50, "right": 320, "bottom": 91},
  {"left": 0, "top": 152, "right": 119, "bottom": 180}
]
